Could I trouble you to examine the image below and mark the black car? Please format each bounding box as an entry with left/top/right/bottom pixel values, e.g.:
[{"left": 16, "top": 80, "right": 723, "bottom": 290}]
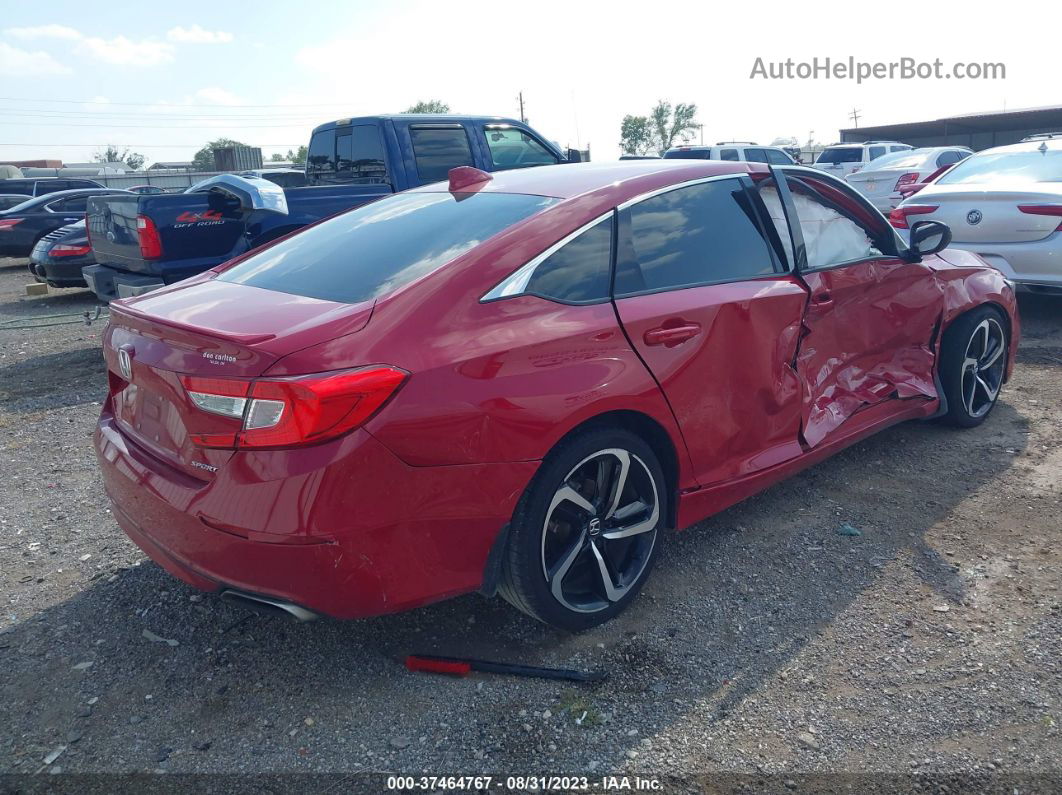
[
  {"left": 1, "top": 177, "right": 105, "bottom": 197},
  {"left": 29, "top": 219, "right": 92, "bottom": 288},
  {"left": 0, "top": 188, "right": 130, "bottom": 258}
]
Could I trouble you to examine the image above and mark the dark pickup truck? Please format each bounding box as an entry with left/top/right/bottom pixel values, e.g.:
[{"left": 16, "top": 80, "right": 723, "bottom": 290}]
[{"left": 85, "top": 114, "right": 579, "bottom": 300}]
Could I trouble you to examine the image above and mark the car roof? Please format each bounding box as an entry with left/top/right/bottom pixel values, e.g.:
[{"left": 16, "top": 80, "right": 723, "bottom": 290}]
[
  {"left": 414, "top": 160, "right": 759, "bottom": 201},
  {"left": 312, "top": 114, "right": 525, "bottom": 133},
  {"left": 974, "top": 137, "right": 1062, "bottom": 155}
]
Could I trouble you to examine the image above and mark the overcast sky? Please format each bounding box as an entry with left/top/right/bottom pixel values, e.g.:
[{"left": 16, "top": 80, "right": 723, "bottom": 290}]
[{"left": 0, "top": 0, "right": 1054, "bottom": 166}]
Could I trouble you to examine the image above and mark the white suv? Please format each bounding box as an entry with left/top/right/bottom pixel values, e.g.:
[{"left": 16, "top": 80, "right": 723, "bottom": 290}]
[
  {"left": 662, "top": 142, "right": 796, "bottom": 165},
  {"left": 812, "top": 141, "right": 913, "bottom": 177}
]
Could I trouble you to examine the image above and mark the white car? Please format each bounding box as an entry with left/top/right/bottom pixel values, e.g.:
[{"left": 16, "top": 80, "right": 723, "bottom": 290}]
[
  {"left": 845, "top": 147, "right": 972, "bottom": 211},
  {"left": 662, "top": 142, "right": 796, "bottom": 165},
  {"left": 811, "top": 141, "right": 913, "bottom": 177},
  {"left": 891, "top": 136, "right": 1062, "bottom": 292}
]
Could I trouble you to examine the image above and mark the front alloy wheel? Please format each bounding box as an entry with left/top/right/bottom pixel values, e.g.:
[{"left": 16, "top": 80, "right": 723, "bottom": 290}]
[
  {"left": 499, "top": 429, "right": 665, "bottom": 630},
  {"left": 939, "top": 306, "right": 1009, "bottom": 428}
]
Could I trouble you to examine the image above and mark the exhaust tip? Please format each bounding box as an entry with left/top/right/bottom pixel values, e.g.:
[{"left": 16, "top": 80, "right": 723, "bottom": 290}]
[{"left": 220, "top": 590, "right": 319, "bottom": 622}]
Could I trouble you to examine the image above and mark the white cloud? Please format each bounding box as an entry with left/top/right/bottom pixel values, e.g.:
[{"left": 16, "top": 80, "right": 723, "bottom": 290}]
[
  {"left": 4, "top": 24, "right": 82, "bottom": 41},
  {"left": 3, "top": 24, "right": 174, "bottom": 66},
  {"left": 166, "top": 25, "right": 233, "bottom": 44},
  {"left": 0, "top": 42, "right": 71, "bottom": 76},
  {"left": 75, "top": 35, "right": 174, "bottom": 66}
]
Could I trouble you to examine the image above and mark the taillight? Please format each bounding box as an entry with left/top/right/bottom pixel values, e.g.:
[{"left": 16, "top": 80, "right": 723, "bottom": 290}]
[
  {"left": 136, "top": 214, "right": 163, "bottom": 259},
  {"left": 0, "top": 218, "right": 22, "bottom": 231},
  {"left": 50, "top": 243, "right": 92, "bottom": 258},
  {"left": 1018, "top": 204, "right": 1062, "bottom": 231},
  {"left": 893, "top": 172, "right": 921, "bottom": 191},
  {"left": 180, "top": 366, "right": 408, "bottom": 449},
  {"left": 889, "top": 204, "right": 938, "bottom": 229}
]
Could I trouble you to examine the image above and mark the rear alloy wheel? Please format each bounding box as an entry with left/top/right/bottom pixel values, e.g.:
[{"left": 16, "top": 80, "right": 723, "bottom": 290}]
[
  {"left": 499, "top": 429, "right": 665, "bottom": 630},
  {"left": 939, "top": 306, "right": 1008, "bottom": 427}
]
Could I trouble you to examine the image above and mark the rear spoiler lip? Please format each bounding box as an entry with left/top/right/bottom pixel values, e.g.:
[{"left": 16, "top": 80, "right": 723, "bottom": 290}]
[{"left": 109, "top": 300, "right": 277, "bottom": 346}]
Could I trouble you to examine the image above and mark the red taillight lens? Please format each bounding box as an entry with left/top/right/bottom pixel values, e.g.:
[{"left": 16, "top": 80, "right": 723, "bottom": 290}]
[
  {"left": 136, "top": 214, "right": 163, "bottom": 259},
  {"left": 893, "top": 172, "right": 921, "bottom": 191},
  {"left": 180, "top": 366, "right": 408, "bottom": 449},
  {"left": 889, "top": 204, "right": 938, "bottom": 229},
  {"left": 0, "top": 218, "right": 22, "bottom": 231},
  {"left": 50, "top": 243, "right": 92, "bottom": 257},
  {"left": 1018, "top": 204, "right": 1062, "bottom": 231}
]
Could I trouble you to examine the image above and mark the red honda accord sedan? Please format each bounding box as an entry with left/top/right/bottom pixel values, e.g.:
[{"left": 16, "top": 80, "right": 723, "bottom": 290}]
[{"left": 95, "top": 160, "right": 1019, "bottom": 630}]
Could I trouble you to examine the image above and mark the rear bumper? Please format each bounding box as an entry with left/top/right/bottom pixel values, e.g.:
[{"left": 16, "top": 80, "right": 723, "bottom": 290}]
[
  {"left": 83, "top": 265, "right": 164, "bottom": 302},
  {"left": 947, "top": 234, "right": 1062, "bottom": 288},
  {"left": 95, "top": 412, "right": 538, "bottom": 619},
  {"left": 36, "top": 257, "right": 89, "bottom": 288}
]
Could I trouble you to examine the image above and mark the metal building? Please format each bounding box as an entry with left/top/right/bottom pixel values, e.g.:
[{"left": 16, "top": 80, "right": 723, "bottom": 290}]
[{"left": 839, "top": 105, "right": 1062, "bottom": 151}]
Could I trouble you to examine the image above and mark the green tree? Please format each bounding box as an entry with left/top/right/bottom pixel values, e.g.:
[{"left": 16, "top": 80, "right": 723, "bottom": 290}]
[
  {"left": 619, "top": 115, "right": 654, "bottom": 156},
  {"left": 191, "top": 138, "right": 249, "bottom": 172},
  {"left": 649, "top": 100, "right": 699, "bottom": 154},
  {"left": 404, "top": 99, "right": 450, "bottom": 114},
  {"left": 269, "top": 152, "right": 286, "bottom": 162},
  {"left": 93, "top": 144, "right": 145, "bottom": 171},
  {"left": 286, "top": 145, "right": 307, "bottom": 166}
]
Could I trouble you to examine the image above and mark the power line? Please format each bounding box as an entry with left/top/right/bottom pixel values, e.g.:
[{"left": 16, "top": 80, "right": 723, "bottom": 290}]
[{"left": 0, "top": 95, "right": 361, "bottom": 108}]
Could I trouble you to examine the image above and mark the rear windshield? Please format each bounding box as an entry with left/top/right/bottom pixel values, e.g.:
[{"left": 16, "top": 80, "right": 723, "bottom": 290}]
[
  {"left": 218, "top": 191, "right": 558, "bottom": 303},
  {"left": 816, "top": 148, "right": 862, "bottom": 164},
  {"left": 863, "top": 151, "right": 926, "bottom": 170},
  {"left": 937, "top": 149, "right": 1062, "bottom": 185},
  {"left": 663, "top": 149, "right": 711, "bottom": 160}
]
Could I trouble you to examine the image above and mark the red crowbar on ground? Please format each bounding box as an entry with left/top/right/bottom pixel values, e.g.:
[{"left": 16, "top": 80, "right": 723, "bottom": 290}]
[{"left": 405, "top": 654, "right": 606, "bottom": 683}]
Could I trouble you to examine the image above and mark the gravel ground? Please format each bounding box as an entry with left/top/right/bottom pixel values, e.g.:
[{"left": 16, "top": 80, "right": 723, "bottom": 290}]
[{"left": 0, "top": 258, "right": 1059, "bottom": 791}]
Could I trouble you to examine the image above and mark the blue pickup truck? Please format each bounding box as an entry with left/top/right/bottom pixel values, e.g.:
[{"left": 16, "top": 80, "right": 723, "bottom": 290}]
[{"left": 85, "top": 114, "right": 579, "bottom": 301}]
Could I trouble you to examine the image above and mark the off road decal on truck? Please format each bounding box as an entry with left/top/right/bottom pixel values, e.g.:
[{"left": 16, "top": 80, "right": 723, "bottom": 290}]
[{"left": 174, "top": 210, "right": 226, "bottom": 228}]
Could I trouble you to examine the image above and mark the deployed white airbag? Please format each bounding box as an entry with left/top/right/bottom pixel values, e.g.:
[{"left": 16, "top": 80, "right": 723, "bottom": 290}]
[{"left": 760, "top": 186, "right": 881, "bottom": 269}]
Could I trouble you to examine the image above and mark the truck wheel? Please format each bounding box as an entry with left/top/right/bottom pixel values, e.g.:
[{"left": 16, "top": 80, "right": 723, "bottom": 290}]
[
  {"left": 498, "top": 428, "right": 664, "bottom": 631},
  {"left": 938, "top": 306, "right": 1008, "bottom": 427}
]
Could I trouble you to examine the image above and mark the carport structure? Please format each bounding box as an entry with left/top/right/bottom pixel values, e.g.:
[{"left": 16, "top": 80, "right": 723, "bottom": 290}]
[{"left": 839, "top": 105, "right": 1062, "bottom": 151}]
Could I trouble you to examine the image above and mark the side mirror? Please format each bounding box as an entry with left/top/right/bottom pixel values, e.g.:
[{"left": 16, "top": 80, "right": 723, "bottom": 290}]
[
  {"left": 565, "top": 148, "right": 586, "bottom": 163},
  {"left": 909, "top": 219, "right": 952, "bottom": 257}
]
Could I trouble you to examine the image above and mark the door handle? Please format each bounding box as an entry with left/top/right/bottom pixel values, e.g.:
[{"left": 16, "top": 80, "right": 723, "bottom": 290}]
[{"left": 644, "top": 323, "right": 701, "bottom": 347}]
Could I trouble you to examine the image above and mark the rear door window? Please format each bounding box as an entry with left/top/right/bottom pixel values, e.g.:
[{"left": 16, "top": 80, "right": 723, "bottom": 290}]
[
  {"left": 765, "top": 149, "right": 792, "bottom": 165},
  {"left": 484, "top": 127, "right": 559, "bottom": 170},
  {"left": 410, "top": 126, "right": 475, "bottom": 183},
  {"left": 743, "top": 148, "right": 769, "bottom": 163},
  {"left": 510, "top": 214, "right": 613, "bottom": 303},
  {"left": 336, "top": 125, "right": 389, "bottom": 183},
  {"left": 868, "top": 146, "right": 887, "bottom": 161},
  {"left": 47, "top": 196, "right": 89, "bottom": 213},
  {"left": 218, "top": 191, "right": 557, "bottom": 303},
  {"left": 615, "top": 178, "right": 777, "bottom": 295},
  {"left": 936, "top": 150, "right": 965, "bottom": 167},
  {"left": 719, "top": 149, "right": 739, "bottom": 161}
]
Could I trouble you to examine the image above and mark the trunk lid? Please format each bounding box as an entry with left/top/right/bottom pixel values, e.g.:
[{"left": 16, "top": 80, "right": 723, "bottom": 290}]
[
  {"left": 912, "top": 185, "right": 1062, "bottom": 243},
  {"left": 104, "top": 276, "right": 373, "bottom": 479},
  {"left": 847, "top": 169, "right": 922, "bottom": 203}
]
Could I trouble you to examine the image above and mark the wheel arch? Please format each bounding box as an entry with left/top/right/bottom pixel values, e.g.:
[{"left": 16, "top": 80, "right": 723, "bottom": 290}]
[{"left": 479, "top": 408, "right": 681, "bottom": 599}]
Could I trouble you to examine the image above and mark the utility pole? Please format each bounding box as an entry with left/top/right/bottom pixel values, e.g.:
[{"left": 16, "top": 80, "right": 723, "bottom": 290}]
[
  {"left": 517, "top": 91, "right": 526, "bottom": 124},
  {"left": 849, "top": 107, "right": 861, "bottom": 128}
]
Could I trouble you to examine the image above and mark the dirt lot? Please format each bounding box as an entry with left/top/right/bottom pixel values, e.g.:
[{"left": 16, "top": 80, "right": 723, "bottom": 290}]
[{"left": 0, "top": 257, "right": 1059, "bottom": 791}]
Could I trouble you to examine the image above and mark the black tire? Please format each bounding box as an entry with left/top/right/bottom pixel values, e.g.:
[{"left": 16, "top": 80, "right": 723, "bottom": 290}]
[
  {"left": 938, "top": 305, "right": 1009, "bottom": 428},
  {"left": 498, "top": 427, "right": 666, "bottom": 631}
]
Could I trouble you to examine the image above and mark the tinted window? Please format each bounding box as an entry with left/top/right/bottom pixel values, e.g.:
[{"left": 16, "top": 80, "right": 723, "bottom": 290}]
[
  {"left": 36, "top": 181, "right": 70, "bottom": 195},
  {"left": 868, "top": 146, "right": 886, "bottom": 161},
  {"left": 936, "top": 150, "right": 966, "bottom": 167},
  {"left": 306, "top": 128, "right": 336, "bottom": 181},
  {"left": 743, "top": 148, "right": 768, "bottom": 163},
  {"left": 336, "top": 125, "right": 388, "bottom": 183},
  {"left": 48, "top": 196, "right": 88, "bottom": 212},
  {"left": 662, "top": 149, "right": 711, "bottom": 160},
  {"left": 1, "top": 181, "right": 34, "bottom": 195},
  {"left": 616, "top": 179, "right": 776, "bottom": 295},
  {"left": 67, "top": 180, "right": 101, "bottom": 189},
  {"left": 410, "top": 127, "right": 474, "bottom": 182},
  {"left": 719, "top": 149, "right": 739, "bottom": 161},
  {"left": 219, "top": 191, "right": 557, "bottom": 303},
  {"left": 890, "top": 145, "right": 911, "bottom": 152},
  {"left": 816, "top": 148, "right": 862, "bottom": 164},
  {"left": 937, "top": 149, "right": 1062, "bottom": 185},
  {"left": 523, "top": 214, "right": 612, "bottom": 303},
  {"left": 485, "top": 127, "right": 559, "bottom": 170},
  {"left": 766, "top": 149, "right": 792, "bottom": 164}
]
